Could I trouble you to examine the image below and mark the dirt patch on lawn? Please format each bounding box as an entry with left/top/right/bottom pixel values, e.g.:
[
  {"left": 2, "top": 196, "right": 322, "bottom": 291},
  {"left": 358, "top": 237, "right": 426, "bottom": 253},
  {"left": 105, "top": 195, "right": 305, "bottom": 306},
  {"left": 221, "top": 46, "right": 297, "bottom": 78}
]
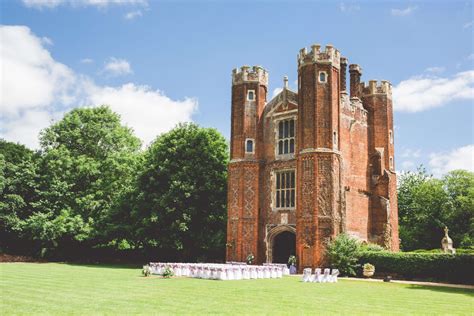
[{"left": 0, "top": 253, "right": 46, "bottom": 263}]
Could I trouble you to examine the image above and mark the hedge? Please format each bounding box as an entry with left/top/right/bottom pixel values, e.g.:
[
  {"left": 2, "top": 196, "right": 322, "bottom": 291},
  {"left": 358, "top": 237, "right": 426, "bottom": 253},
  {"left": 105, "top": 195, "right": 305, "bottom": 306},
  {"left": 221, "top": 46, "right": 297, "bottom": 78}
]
[{"left": 358, "top": 251, "right": 474, "bottom": 285}]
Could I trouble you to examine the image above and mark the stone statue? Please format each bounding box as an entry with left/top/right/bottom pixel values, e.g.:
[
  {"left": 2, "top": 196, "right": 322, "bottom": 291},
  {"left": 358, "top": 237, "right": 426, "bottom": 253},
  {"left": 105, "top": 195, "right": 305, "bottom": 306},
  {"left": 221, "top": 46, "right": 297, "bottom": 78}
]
[{"left": 441, "top": 226, "right": 456, "bottom": 254}]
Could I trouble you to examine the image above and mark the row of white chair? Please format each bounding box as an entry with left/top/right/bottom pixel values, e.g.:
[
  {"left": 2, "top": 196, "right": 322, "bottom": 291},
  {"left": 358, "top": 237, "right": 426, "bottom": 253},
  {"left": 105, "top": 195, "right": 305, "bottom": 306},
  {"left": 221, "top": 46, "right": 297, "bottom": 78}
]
[
  {"left": 302, "top": 268, "right": 339, "bottom": 283},
  {"left": 149, "top": 262, "right": 289, "bottom": 280}
]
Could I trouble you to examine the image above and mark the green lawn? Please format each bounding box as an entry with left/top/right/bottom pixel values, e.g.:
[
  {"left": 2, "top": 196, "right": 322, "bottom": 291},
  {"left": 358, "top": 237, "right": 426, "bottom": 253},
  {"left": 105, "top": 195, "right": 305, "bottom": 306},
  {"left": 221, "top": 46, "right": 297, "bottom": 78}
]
[{"left": 1, "top": 263, "right": 472, "bottom": 315}]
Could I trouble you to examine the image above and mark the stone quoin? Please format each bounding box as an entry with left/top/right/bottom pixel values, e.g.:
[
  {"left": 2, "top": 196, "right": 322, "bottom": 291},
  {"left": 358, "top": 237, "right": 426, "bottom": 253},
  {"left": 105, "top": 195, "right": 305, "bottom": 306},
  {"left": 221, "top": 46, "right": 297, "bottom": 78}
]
[{"left": 226, "top": 43, "right": 399, "bottom": 270}]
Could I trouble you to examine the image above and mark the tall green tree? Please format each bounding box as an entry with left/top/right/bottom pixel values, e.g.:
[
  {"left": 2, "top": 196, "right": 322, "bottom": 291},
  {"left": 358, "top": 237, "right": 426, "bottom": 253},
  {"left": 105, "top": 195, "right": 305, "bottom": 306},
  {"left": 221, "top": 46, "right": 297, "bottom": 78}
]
[
  {"left": 398, "top": 167, "right": 474, "bottom": 250},
  {"left": 29, "top": 106, "right": 142, "bottom": 255},
  {"left": 0, "top": 140, "right": 38, "bottom": 253},
  {"left": 131, "top": 123, "right": 228, "bottom": 261}
]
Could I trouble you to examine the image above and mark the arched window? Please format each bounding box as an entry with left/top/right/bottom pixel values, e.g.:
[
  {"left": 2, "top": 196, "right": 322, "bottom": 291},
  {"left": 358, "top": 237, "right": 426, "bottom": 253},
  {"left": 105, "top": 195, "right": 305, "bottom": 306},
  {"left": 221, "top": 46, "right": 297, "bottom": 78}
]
[
  {"left": 246, "top": 139, "right": 254, "bottom": 153},
  {"left": 319, "top": 71, "right": 327, "bottom": 83}
]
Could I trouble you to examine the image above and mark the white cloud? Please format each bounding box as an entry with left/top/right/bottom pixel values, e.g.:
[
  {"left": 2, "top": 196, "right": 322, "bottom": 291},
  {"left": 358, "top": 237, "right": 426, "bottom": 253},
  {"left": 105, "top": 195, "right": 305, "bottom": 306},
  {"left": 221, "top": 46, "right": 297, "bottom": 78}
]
[
  {"left": 429, "top": 145, "right": 474, "bottom": 177},
  {"left": 425, "top": 66, "right": 445, "bottom": 74},
  {"left": 124, "top": 10, "right": 142, "bottom": 20},
  {"left": 102, "top": 57, "right": 132, "bottom": 76},
  {"left": 80, "top": 58, "right": 94, "bottom": 64},
  {"left": 22, "top": 0, "right": 148, "bottom": 9},
  {"left": 0, "top": 25, "right": 197, "bottom": 148},
  {"left": 87, "top": 84, "right": 197, "bottom": 144},
  {"left": 0, "top": 25, "right": 76, "bottom": 116},
  {"left": 41, "top": 36, "right": 53, "bottom": 45},
  {"left": 392, "top": 70, "right": 474, "bottom": 112},
  {"left": 463, "top": 21, "right": 473, "bottom": 29},
  {"left": 391, "top": 6, "right": 417, "bottom": 16},
  {"left": 339, "top": 2, "right": 360, "bottom": 13},
  {"left": 401, "top": 160, "right": 415, "bottom": 170},
  {"left": 401, "top": 148, "right": 421, "bottom": 158}
]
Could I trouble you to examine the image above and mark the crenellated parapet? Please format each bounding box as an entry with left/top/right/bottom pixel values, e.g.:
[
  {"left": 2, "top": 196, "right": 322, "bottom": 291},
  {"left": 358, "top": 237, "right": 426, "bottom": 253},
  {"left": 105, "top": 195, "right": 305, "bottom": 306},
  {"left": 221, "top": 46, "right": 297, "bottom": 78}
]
[
  {"left": 360, "top": 80, "right": 392, "bottom": 98},
  {"left": 232, "top": 65, "right": 268, "bottom": 86},
  {"left": 297, "top": 44, "right": 341, "bottom": 69}
]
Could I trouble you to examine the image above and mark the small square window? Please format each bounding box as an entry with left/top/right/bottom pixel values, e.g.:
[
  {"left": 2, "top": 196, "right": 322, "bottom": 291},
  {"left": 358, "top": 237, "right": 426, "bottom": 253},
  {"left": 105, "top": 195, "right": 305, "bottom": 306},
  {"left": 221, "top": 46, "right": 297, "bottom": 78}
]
[
  {"left": 389, "top": 130, "right": 393, "bottom": 144},
  {"left": 247, "top": 90, "right": 255, "bottom": 101},
  {"left": 389, "top": 157, "right": 394, "bottom": 170}
]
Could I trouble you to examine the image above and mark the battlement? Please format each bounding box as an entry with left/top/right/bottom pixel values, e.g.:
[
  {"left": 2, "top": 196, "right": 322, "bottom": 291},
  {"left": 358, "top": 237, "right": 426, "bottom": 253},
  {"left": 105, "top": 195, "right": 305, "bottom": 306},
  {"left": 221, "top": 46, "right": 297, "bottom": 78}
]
[
  {"left": 297, "top": 44, "right": 341, "bottom": 69},
  {"left": 232, "top": 65, "right": 268, "bottom": 86},
  {"left": 360, "top": 80, "right": 392, "bottom": 97}
]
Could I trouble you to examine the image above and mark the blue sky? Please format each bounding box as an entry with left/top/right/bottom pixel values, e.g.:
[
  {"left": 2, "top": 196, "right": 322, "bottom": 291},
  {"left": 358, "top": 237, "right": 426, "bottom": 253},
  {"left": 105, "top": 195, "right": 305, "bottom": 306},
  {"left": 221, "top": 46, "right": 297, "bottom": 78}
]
[{"left": 1, "top": 0, "right": 473, "bottom": 177}]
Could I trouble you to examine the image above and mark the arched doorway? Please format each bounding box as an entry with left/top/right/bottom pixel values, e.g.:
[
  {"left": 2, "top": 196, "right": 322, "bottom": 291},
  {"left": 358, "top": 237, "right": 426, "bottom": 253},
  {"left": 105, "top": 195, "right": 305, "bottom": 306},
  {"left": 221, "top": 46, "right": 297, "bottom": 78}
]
[{"left": 272, "top": 231, "right": 296, "bottom": 264}]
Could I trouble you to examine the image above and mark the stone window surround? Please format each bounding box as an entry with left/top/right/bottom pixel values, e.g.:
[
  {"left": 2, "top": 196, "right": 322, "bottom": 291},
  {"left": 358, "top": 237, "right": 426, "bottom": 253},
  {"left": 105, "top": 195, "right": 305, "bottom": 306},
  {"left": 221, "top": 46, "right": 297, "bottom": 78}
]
[
  {"left": 274, "top": 114, "right": 297, "bottom": 160},
  {"left": 270, "top": 168, "right": 297, "bottom": 212},
  {"left": 318, "top": 71, "right": 328, "bottom": 83},
  {"left": 245, "top": 138, "right": 255, "bottom": 154},
  {"left": 247, "top": 89, "right": 256, "bottom": 101}
]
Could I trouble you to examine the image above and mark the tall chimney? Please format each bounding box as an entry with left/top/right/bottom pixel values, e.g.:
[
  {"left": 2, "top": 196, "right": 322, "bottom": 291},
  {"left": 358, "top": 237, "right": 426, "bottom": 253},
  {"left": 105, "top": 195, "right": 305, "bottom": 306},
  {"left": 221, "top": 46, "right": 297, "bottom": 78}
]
[
  {"left": 340, "top": 57, "right": 348, "bottom": 93},
  {"left": 349, "top": 64, "right": 362, "bottom": 98}
]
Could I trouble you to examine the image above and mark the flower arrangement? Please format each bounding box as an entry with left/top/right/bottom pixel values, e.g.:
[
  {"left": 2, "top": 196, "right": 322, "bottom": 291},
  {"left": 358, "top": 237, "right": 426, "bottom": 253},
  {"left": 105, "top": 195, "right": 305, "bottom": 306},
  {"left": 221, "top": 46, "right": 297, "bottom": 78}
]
[
  {"left": 288, "top": 255, "right": 297, "bottom": 266},
  {"left": 246, "top": 253, "right": 255, "bottom": 265},
  {"left": 142, "top": 265, "right": 152, "bottom": 277},
  {"left": 362, "top": 263, "right": 375, "bottom": 277},
  {"left": 363, "top": 263, "right": 375, "bottom": 271},
  {"left": 161, "top": 266, "right": 174, "bottom": 278}
]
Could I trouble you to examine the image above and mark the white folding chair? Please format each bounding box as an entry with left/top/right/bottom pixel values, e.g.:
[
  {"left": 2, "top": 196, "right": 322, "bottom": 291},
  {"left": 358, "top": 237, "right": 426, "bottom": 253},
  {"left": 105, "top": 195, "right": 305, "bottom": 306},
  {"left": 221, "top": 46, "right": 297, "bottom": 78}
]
[
  {"left": 263, "top": 267, "right": 271, "bottom": 278},
  {"left": 227, "top": 266, "right": 234, "bottom": 280},
  {"left": 302, "top": 268, "right": 312, "bottom": 282},
  {"left": 322, "top": 268, "right": 330, "bottom": 283},
  {"left": 313, "top": 268, "right": 322, "bottom": 283},
  {"left": 330, "top": 269, "right": 340, "bottom": 283},
  {"left": 243, "top": 267, "right": 250, "bottom": 280}
]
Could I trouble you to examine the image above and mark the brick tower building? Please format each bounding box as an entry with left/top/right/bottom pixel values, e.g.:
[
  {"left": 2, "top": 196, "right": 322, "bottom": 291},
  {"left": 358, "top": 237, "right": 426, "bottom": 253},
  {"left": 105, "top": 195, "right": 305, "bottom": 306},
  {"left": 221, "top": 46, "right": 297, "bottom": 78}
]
[{"left": 226, "top": 43, "right": 399, "bottom": 269}]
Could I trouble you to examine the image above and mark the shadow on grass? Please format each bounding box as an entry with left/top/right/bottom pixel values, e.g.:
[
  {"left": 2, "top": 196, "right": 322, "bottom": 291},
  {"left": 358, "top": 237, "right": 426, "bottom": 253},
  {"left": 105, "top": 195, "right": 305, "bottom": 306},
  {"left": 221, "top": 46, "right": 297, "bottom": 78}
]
[{"left": 406, "top": 284, "right": 474, "bottom": 298}]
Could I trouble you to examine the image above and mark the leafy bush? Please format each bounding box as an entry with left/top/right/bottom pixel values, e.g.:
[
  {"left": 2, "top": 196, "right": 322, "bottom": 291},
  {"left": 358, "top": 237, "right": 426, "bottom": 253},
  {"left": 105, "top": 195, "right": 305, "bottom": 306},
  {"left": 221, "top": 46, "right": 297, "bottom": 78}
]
[
  {"left": 359, "top": 251, "right": 474, "bottom": 284},
  {"left": 360, "top": 243, "right": 385, "bottom": 252},
  {"left": 326, "top": 234, "right": 360, "bottom": 276}
]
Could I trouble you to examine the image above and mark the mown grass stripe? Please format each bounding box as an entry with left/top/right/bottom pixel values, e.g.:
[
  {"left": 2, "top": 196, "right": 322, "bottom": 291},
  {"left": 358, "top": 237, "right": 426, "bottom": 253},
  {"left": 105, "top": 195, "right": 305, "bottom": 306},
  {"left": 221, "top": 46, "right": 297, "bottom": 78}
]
[{"left": 1, "top": 263, "right": 472, "bottom": 315}]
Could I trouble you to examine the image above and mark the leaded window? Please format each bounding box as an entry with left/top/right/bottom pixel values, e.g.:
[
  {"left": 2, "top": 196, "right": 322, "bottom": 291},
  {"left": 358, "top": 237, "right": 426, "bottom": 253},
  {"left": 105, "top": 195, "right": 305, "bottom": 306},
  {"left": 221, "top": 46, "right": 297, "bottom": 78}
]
[
  {"left": 277, "top": 119, "right": 295, "bottom": 155},
  {"left": 275, "top": 170, "right": 296, "bottom": 209}
]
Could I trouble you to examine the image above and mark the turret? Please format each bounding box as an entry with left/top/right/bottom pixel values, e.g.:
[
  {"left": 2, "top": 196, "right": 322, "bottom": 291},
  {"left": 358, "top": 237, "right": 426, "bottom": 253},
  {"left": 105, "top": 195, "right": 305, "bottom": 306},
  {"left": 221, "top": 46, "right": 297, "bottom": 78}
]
[
  {"left": 297, "top": 43, "right": 341, "bottom": 151},
  {"left": 230, "top": 65, "right": 268, "bottom": 160}
]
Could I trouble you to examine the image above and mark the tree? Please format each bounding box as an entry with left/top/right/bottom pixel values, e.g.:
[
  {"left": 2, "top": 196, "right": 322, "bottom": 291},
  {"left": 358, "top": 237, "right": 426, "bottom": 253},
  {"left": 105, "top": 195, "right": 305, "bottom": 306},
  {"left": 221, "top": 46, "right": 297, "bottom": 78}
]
[
  {"left": 131, "top": 123, "right": 228, "bottom": 261},
  {"left": 29, "top": 106, "right": 142, "bottom": 256},
  {"left": 398, "top": 167, "right": 474, "bottom": 250},
  {"left": 0, "top": 140, "right": 39, "bottom": 253},
  {"left": 326, "top": 234, "right": 361, "bottom": 276}
]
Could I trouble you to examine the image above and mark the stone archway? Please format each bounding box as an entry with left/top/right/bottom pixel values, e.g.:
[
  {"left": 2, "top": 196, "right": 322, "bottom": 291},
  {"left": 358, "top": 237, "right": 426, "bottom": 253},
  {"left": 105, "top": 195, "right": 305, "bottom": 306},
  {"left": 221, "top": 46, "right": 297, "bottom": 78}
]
[{"left": 266, "top": 225, "right": 296, "bottom": 263}]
